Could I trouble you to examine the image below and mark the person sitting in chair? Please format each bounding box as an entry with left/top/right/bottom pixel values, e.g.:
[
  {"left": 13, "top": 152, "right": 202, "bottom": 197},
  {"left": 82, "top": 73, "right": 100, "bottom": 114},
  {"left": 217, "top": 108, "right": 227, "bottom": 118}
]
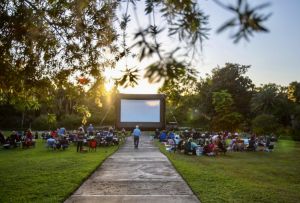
[
  {"left": 47, "top": 137, "right": 56, "bottom": 149},
  {"left": 106, "top": 127, "right": 114, "bottom": 144},
  {"left": 154, "top": 129, "right": 160, "bottom": 139},
  {"left": 24, "top": 129, "right": 33, "bottom": 147},
  {"left": 60, "top": 136, "right": 69, "bottom": 150},
  {"left": 247, "top": 135, "right": 256, "bottom": 151},
  {"left": 9, "top": 131, "right": 18, "bottom": 147},
  {"left": 0, "top": 131, "right": 5, "bottom": 145},
  {"left": 177, "top": 139, "right": 185, "bottom": 151},
  {"left": 203, "top": 141, "right": 215, "bottom": 156},
  {"left": 265, "top": 136, "right": 275, "bottom": 152},
  {"left": 216, "top": 136, "right": 227, "bottom": 154},
  {"left": 159, "top": 130, "right": 167, "bottom": 142},
  {"left": 184, "top": 138, "right": 198, "bottom": 155},
  {"left": 167, "top": 138, "right": 176, "bottom": 153},
  {"left": 168, "top": 130, "right": 175, "bottom": 140}
]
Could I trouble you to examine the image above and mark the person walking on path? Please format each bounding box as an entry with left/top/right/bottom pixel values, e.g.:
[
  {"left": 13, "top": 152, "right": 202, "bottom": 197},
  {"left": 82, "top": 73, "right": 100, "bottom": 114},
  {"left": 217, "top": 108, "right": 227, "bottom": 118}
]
[{"left": 132, "top": 125, "right": 141, "bottom": 148}]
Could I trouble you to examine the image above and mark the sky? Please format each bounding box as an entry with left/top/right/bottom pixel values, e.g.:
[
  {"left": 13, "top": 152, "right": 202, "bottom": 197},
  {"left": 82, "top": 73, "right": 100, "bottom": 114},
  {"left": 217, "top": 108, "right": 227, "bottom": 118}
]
[{"left": 105, "top": 0, "right": 300, "bottom": 94}]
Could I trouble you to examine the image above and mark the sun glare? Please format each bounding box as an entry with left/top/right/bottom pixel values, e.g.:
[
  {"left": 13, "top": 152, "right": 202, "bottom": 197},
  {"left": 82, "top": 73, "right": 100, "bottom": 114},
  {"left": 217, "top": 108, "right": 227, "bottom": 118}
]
[
  {"left": 103, "top": 69, "right": 120, "bottom": 92},
  {"left": 105, "top": 80, "right": 115, "bottom": 92}
]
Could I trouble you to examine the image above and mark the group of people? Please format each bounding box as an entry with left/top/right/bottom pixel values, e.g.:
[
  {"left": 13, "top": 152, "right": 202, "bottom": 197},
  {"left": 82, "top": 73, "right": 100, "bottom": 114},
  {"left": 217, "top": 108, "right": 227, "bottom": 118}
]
[
  {"left": 0, "top": 129, "right": 36, "bottom": 149},
  {"left": 2, "top": 126, "right": 277, "bottom": 156},
  {"left": 229, "top": 134, "right": 276, "bottom": 152},
  {"left": 43, "top": 125, "right": 94, "bottom": 152},
  {"left": 156, "top": 129, "right": 277, "bottom": 156},
  {"left": 0, "top": 124, "right": 111, "bottom": 152},
  {"left": 44, "top": 124, "right": 120, "bottom": 152}
]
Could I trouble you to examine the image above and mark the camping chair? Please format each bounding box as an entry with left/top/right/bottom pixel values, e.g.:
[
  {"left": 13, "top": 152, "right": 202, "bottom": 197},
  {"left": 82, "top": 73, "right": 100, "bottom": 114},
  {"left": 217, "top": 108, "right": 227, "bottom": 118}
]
[
  {"left": 46, "top": 139, "right": 56, "bottom": 150},
  {"left": 89, "top": 139, "right": 97, "bottom": 151}
]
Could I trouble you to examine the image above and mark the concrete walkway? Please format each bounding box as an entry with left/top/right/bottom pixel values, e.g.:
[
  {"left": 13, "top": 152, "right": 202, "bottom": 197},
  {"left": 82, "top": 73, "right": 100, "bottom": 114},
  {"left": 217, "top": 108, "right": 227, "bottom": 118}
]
[{"left": 65, "top": 135, "right": 200, "bottom": 203}]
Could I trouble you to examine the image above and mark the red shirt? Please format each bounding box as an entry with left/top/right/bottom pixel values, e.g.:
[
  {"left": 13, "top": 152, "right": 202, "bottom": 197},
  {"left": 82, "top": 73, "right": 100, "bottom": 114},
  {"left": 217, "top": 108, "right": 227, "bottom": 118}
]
[{"left": 26, "top": 132, "right": 33, "bottom": 140}]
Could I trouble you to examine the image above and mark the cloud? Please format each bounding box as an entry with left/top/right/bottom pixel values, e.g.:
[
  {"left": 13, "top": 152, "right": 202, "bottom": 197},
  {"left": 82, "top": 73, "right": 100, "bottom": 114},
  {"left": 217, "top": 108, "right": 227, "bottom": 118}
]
[{"left": 145, "top": 100, "right": 160, "bottom": 107}]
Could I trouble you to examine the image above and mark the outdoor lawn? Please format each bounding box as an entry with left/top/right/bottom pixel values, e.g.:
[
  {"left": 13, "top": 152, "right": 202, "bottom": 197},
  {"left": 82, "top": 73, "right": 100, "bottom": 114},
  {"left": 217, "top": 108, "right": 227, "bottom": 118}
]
[
  {"left": 158, "top": 140, "right": 300, "bottom": 203},
  {"left": 0, "top": 138, "right": 119, "bottom": 203}
]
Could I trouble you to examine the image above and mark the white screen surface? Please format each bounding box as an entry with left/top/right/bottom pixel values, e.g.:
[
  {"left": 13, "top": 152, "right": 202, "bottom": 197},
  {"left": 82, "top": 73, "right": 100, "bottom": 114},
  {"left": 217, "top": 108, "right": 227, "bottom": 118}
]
[{"left": 120, "top": 99, "right": 160, "bottom": 122}]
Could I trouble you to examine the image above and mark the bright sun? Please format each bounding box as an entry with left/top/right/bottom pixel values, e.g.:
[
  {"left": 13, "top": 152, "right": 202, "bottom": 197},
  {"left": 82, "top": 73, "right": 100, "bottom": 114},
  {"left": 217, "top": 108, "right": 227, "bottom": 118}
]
[{"left": 103, "top": 69, "right": 120, "bottom": 91}]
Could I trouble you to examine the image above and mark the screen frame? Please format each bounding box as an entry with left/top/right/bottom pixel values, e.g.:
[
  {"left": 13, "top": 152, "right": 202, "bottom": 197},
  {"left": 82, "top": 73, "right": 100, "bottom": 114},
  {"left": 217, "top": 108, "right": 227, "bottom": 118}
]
[{"left": 116, "top": 94, "right": 166, "bottom": 130}]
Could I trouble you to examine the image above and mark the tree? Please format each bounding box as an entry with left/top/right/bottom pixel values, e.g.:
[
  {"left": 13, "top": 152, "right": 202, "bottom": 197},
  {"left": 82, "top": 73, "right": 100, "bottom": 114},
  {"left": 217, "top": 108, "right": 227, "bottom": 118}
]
[
  {"left": 158, "top": 70, "right": 198, "bottom": 125},
  {"left": 194, "top": 63, "right": 254, "bottom": 122},
  {"left": 74, "top": 105, "right": 91, "bottom": 126},
  {"left": 0, "top": 0, "right": 271, "bottom": 101},
  {"left": 12, "top": 88, "right": 40, "bottom": 129},
  {"left": 47, "top": 113, "right": 57, "bottom": 130},
  {"left": 250, "top": 83, "right": 292, "bottom": 126},
  {"left": 287, "top": 82, "right": 300, "bottom": 140},
  {"left": 288, "top": 82, "right": 300, "bottom": 104},
  {"left": 211, "top": 90, "right": 243, "bottom": 131},
  {"left": 252, "top": 114, "right": 279, "bottom": 135},
  {"left": 0, "top": 0, "right": 273, "bottom": 128},
  {"left": 251, "top": 84, "right": 283, "bottom": 114}
]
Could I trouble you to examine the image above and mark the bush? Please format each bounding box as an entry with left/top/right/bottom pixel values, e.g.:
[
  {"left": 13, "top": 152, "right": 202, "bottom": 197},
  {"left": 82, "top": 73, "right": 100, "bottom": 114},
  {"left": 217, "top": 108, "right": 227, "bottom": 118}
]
[
  {"left": 32, "top": 115, "right": 57, "bottom": 130},
  {"left": 0, "top": 115, "right": 22, "bottom": 130},
  {"left": 252, "top": 114, "right": 279, "bottom": 135},
  {"left": 291, "top": 130, "right": 300, "bottom": 141},
  {"left": 58, "top": 114, "right": 82, "bottom": 130}
]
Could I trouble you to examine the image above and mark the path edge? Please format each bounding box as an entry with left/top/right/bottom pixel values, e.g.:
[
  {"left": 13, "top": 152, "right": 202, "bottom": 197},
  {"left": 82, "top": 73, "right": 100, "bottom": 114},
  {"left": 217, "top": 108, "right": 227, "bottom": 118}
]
[
  {"left": 62, "top": 140, "right": 125, "bottom": 202},
  {"left": 154, "top": 140, "right": 202, "bottom": 203}
]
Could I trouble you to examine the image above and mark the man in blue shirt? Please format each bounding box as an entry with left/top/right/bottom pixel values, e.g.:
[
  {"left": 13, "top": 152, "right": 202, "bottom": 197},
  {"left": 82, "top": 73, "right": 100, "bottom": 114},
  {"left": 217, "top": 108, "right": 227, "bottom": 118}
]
[
  {"left": 58, "top": 127, "right": 66, "bottom": 137},
  {"left": 87, "top": 124, "right": 94, "bottom": 136},
  {"left": 132, "top": 125, "right": 141, "bottom": 148},
  {"left": 168, "top": 130, "right": 175, "bottom": 140},
  {"left": 159, "top": 130, "right": 167, "bottom": 142}
]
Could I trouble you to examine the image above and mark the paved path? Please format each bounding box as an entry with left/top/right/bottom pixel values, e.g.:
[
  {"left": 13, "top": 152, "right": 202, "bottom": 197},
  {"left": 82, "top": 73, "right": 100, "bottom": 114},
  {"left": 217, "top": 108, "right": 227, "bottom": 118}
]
[{"left": 65, "top": 135, "right": 200, "bottom": 203}]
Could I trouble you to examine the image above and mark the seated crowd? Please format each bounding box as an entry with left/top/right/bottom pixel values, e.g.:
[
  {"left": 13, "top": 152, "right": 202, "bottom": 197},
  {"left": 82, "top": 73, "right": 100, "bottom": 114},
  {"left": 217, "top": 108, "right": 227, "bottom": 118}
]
[
  {"left": 1, "top": 124, "right": 122, "bottom": 152},
  {"left": 0, "top": 129, "right": 36, "bottom": 149},
  {"left": 156, "top": 129, "right": 277, "bottom": 156},
  {"left": 42, "top": 125, "right": 120, "bottom": 152}
]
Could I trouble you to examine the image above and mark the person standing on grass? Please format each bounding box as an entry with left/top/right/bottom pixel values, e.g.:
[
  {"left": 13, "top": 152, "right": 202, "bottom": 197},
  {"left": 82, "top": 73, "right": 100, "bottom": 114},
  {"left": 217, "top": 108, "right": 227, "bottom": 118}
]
[
  {"left": 77, "top": 127, "right": 85, "bottom": 152},
  {"left": 132, "top": 125, "right": 141, "bottom": 149},
  {"left": 87, "top": 124, "right": 94, "bottom": 136},
  {"left": 58, "top": 127, "right": 66, "bottom": 137}
]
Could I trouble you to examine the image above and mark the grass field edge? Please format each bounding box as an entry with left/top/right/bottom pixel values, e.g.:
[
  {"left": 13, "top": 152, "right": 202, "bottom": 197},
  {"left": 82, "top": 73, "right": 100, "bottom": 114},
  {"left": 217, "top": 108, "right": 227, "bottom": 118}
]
[
  {"left": 154, "top": 140, "right": 202, "bottom": 203},
  {"left": 61, "top": 141, "right": 124, "bottom": 202}
]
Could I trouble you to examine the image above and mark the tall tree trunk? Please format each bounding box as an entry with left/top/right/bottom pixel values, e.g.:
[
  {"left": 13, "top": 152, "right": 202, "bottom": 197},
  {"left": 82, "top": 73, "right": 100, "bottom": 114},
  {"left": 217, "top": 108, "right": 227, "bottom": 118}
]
[
  {"left": 65, "top": 100, "right": 69, "bottom": 115},
  {"left": 70, "top": 100, "right": 72, "bottom": 114}
]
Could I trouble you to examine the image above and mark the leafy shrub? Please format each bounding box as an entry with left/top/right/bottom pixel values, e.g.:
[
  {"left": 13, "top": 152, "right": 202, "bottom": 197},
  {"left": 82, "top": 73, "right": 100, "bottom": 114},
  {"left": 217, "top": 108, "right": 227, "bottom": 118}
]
[
  {"left": 32, "top": 115, "right": 57, "bottom": 130},
  {"left": 58, "top": 114, "right": 82, "bottom": 130},
  {"left": 291, "top": 130, "right": 300, "bottom": 141},
  {"left": 252, "top": 114, "right": 279, "bottom": 135}
]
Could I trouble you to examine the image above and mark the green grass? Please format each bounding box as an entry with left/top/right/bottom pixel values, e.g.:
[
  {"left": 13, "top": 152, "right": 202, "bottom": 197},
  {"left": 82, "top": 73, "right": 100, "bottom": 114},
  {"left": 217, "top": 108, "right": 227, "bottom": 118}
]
[
  {"left": 157, "top": 140, "right": 300, "bottom": 203},
  {"left": 0, "top": 139, "right": 119, "bottom": 203}
]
